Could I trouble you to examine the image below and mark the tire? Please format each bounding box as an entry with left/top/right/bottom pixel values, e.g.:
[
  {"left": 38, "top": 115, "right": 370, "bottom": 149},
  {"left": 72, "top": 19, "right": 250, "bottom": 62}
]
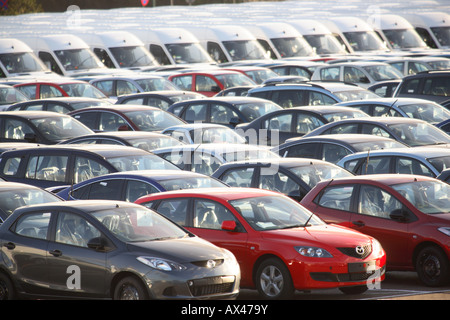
[
  {"left": 113, "top": 276, "right": 149, "bottom": 300},
  {"left": 415, "top": 246, "right": 450, "bottom": 287},
  {"left": 339, "top": 285, "right": 368, "bottom": 295},
  {"left": 0, "top": 273, "right": 15, "bottom": 300},
  {"left": 255, "top": 258, "right": 294, "bottom": 299}
]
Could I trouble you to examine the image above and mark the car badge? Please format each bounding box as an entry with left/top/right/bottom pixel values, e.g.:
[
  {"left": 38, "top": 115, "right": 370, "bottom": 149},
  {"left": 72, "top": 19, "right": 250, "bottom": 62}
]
[
  {"left": 356, "top": 246, "right": 365, "bottom": 255},
  {"left": 206, "top": 260, "right": 216, "bottom": 268}
]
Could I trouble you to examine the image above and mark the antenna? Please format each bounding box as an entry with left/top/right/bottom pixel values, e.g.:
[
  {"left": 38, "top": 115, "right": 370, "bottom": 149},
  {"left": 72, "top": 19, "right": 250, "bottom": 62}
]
[{"left": 365, "top": 149, "right": 371, "bottom": 174}]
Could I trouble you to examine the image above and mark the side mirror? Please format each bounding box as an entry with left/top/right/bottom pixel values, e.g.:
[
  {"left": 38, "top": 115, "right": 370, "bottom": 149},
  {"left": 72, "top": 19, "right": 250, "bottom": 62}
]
[
  {"left": 389, "top": 209, "right": 409, "bottom": 222},
  {"left": 221, "top": 220, "right": 237, "bottom": 231},
  {"left": 24, "top": 133, "right": 38, "bottom": 142},
  {"left": 229, "top": 117, "right": 241, "bottom": 127},
  {"left": 118, "top": 124, "right": 131, "bottom": 131},
  {"left": 210, "top": 86, "right": 221, "bottom": 93},
  {"left": 87, "top": 237, "right": 106, "bottom": 251},
  {"left": 359, "top": 77, "right": 370, "bottom": 84}
]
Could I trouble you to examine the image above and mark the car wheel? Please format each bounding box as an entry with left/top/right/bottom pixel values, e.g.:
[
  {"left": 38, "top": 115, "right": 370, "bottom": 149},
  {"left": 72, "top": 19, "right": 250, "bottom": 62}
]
[
  {"left": 0, "top": 273, "right": 15, "bottom": 300},
  {"left": 256, "top": 258, "right": 294, "bottom": 299},
  {"left": 114, "top": 276, "right": 149, "bottom": 300},
  {"left": 339, "top": 285, "right": 368, "bottom": 295},
  {"left": 416, "top": 246, "right": 450, "bottom": 287}
]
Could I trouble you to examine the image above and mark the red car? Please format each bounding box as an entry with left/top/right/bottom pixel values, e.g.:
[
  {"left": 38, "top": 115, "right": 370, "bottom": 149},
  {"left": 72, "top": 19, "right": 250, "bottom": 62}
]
[
  {"left": 300, "top": 174, "right": 450, "bottom": 287},
  {"left": 135, "top": 188, "right": 386, "bottom": 299}
]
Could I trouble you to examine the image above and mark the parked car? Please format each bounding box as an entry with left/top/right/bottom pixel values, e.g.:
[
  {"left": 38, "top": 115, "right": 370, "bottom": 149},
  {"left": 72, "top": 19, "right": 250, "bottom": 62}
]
[
  {"left": 0, "top": 84, "right": 29, "bottom": 111},
  {"left": 136, "top": 187, "right": 386, "bottom": 298},
  {"left": 302, "top": 117, "right": 450, "bottom": 147},
  {"left": 394, "top": 70, "right": 450, "bottom": 109},
  {"left": 69, "top": 105, "right": 186, "bottom": 132},
  {"left": 0, "top": 181, "right": 62, "bottom": 223},
  {"left": 335, "top": 97, "right": 450, "bottom": 125},
  {"left": 162, "top": 123, "right": 246, "bottom": 144},
  {"left": 221, "top": 66, "right": 280, "bottom": 84},
  {"left": 59, "top": 131, "right": 184, "bottom": 151},
  {"left": 152, "top": 143, "right": 279, "bottom": 175},
  {"left": 13, "top": 79, "right": 109, "bottom": 100},
  {"left": 311, "top": 62, "right": 403, "bottom": 88},
  {"left": 167, "top": 96, "right": 282, "bottom": 128},
  {"left": 0, "top": 200, "right": 240, "bottom": 299},
  {"left": 436, "top": 118, "right": 450, "bottom": 134},
  {"left": 0, "top": 144, "right": 179, "bottom": 189},
  {"left": 215, "top": 85, "right": 256, "bottom": 97},
  {"left": 236, "top": 105, "right": 369, "bottom": 146},
  {"left": 90, "top": 75, "right": 180, "bottom": 99},
  {"left": 261, "top": 60, "right": 326, "bottom": 79},
  {"left": 115, "top": 90, "right": 205, "bottom": 111},
  {"left": 300, "top": 174, "right": 450, "bottom": 286},
  {"left": 385, "top": 56, "right": 450, "bottom": 76},
  {"left": 212, "top": 158, "right": 354, "bottom": 201},
  {"left": 7, "top": 97, "right": 112, "bottom": 114},
  {"left": 0, "top": 111, "right": 94, "bottom": 145},
  {"left": 273, "top": 134, "right": 409, "bottom": 163},
  {"left": 56, "top": 170, "right": 228, "bottom": 202},
  {"left": 337, "top": 147, "right": 450, "bottom": 178},
  {"left": 168, "top": 70, "right": 256, "bottom": 97},
  {"left": 247, "top": 81, "right": 380, "bottom": 108},
  {"left": 367, "top": 80, "right": 401, "bottom": 97}
]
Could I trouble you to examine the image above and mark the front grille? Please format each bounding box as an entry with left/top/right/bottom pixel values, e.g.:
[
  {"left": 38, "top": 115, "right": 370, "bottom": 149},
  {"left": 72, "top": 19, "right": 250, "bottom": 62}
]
[
  {"left": 188, "top": 276, "right": 235, "bottom": 297},
  {"left": 337, "top": 244, "right": 372, "bottom": 259},
  {"left": 310, "top": 266, "right": 386, "bottom": 283},
  {"left": 191, "top": 259, "right": 224, "bottom": 268}
]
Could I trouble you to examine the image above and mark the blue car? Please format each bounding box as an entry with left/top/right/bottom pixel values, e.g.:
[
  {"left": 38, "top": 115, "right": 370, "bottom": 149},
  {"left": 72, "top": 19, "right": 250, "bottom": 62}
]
[{"left": 56, "top": 170, "right": 228, "bottom": 202}]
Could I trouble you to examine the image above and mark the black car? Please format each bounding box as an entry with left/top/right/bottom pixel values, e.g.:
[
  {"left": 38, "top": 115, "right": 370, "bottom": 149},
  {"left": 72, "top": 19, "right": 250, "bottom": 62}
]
[
  {"left": 211, "top": 158, "right": 353, "bottom": 201},
  {"left": 272, "top": 134, "right": 409, "bottom": 163},
  {"left": 0, "top": 144, "right": 179, "bottom": 189},
  {"left": 394, "top": 70, "right": 450, "bottom": 109},
  {"left": 235, "top": 105, "right": 368, "bottom": 146},
  {"left": 0, "top": 111, "right": 94, "bottom": 145},
  {"left": 115, "top": 90, "right": 205, "bottom": 111},
  {"left": 7, "top": 97, "right": 112, "bottom": 114},
  {"left": 0, "top": 200, "right": 240, "bottom": 300},
  {"left": 167, "top": 96, "right": 282, "bottom": 128}
]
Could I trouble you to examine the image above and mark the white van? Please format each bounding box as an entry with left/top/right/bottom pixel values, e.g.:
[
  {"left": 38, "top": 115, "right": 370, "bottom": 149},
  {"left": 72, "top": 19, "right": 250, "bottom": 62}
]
[
  {"left": 129, "top": 28, "right": 216, "bottom": 67},
  {"left": 76, "top": 31, "right": 159, "bottom": 71},
  {"left": 0, "top": 38, "right": 59, "bottom": 79},
  {"left": 401, "top": 12, "right": 450, "bottom": 49},
  {"left": 367, "top": 14, "right": 430, "bottom": 51},
  {"left": 320, "top": 17, "right": 389, "bottom": 54},
  {"left": 184, "top": 25, "right": 271, "bottom": 64}
]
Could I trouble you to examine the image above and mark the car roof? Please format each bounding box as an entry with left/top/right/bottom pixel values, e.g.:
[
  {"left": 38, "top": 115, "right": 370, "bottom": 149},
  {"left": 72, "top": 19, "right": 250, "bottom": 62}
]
[
  {"left": 89, "top": 169, "right": 216, "bottom": 180},
  {"left": 323, "top": 173, "right": 439, "bottom": 186},
  {"left": 336, "top": 97, "right": 440, "bottom": 106},
  {"left": 118, "top": 90, "right": 202, "bottom": 98},
  {"left": 215, "top": 157, "right": 338, "bottom": 169},
  {"left": 282, "top": 133, "right": 401, "bottom": 145},
  {"left": 154, "top": 143, "right": 272, "bottom": 153},
  {"left": 69, "top": 105, "right": 161, "bottom": 113},
  {"left": 0, "top": 111, "right": 72, "bottom": 119},
  {"left": 163, "top": 123, "right": 229, "bottom": 130},
  {"left": 0, "top": 181, "right": 53, "bottom": 191},
  {"left": 291, "top": 105, "right": 367, "bottom": 114},
  {"left": 342, "top": 146, "right": 450, "bottom": 159},
  {"left": 68, "top": 131, "right": 174, "bottom": 139}
]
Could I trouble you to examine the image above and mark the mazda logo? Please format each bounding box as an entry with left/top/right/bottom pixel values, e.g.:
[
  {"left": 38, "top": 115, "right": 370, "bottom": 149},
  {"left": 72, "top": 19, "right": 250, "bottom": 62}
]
[
  {"left": 355, "top": 246, "right": 365, "bottom": 255},
  {"left": 206, "top": 260, "right": 216, "bottom": 268}
]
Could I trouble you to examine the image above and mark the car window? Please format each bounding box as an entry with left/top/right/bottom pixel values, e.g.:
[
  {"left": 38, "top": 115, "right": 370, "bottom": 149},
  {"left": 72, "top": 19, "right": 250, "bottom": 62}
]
[
  {"left": 296, "top": 114, "right": 325, "bottom": 134},
  {"left": 322, "top": 143, "right": 351, "bottom": 163},
  {"left": 357, "top": 157, "right": 391, "bottom": 175},
  {"left": 93, "top": 80, "right": 114, "bottom": 96},
  {"left": 343, "top": 67, "right": 367, "bottom": 84},
  {"left": 396, "top": 157, "right": 435, "bottom": 177},
  {"left": 154, "top": 198, "right": 190, "bottom": 226},
  {"left": 285, "top": 142, "right": 319, "bottom": 159},
  {"left": 259, "top": 168, "right": 299, "bottom": 196},
  {"left": 16, "top": 85, "right": 37, "bottom": 99},
  {"left": 422, "top": 77, "right": 450, "bottom": 96},
  {"left": 207, "top": 42, "right": 228, "bottom": 64},
  {"left": 147, "top": 98, "right": 171, "bottom": 111},
  {"left": 14, "top": 212, "right": 51, "bottom": 240},
  {"left": 17, "top": 102, "right": 45, "bottom": 111},
  {"left": 40, "top": 85, "right": 63, "bottom": 99},
  {"left": 211, "top": 104, "right": 239, "bottom": 125},
  {"left": 192, "top": 152, "right": 221, "bottom": 175},
  {"left": 25, "top": 155, "right": 68, "bottom": 182},
  {"left": 325, "top": 123, "right": 359, "bottom": 135},
  {"left": 84, "top": 179, "right": 123, "bottom": 200},
  {"left": 357, "top": 185, "right": 402, "bottom": 219},
  {"left": 193, "top": 199, "right": 237, "bottom": 230},
  {"left": 373, "top": 105, "right": 402, "bottom": 117},
  {"left": 272, "top": 90, "right": 305, "bottom": 108},
  {"left": 171, "top": 75, "right": 192, "bottom": 91},
  {"left": 117, "top": 80, "right": 138, "bottom": 96},
  {"left": 220, "top": 167, "right": 255, "bottom": 187},
  {"left": 74, "top": 156, "right": 111, "bottom": 184},
  {"left": 195, "top": 75, "right": 216, "bottom": 92},
  {"left": 125, "top": 180, "right": 159, "bottom": 202},
  {"left": 122, "top": 97, "right": 144, "bottom": 105},
  {"left": 319, "top": 66, "right": 340, "bottom": 81},
  {"left": 1, "top": 157, "right": 21, "bottom": 176},
  {"left": 55, "top": 212, "right": 101, "bottom": 247},
  {"left": 184, "top": 103, "right": 207, "bottom": 122},
  {"left": 47, "top": 102, "right": 71, "bottom": 114},
  {"left": 361, "top": 124, "right": 392, "bottom": 138},
  {"left": 308, "top": 91, "right": 337, "bottom": 106},
  {"left": 3, "top": 118, "right": 34, "bottom": 140},
  {"left": 263, "top": 113, "right": 292, "bottom": 132},
  {"left": 316, "top": 185, "right": 354, "bottom": 211},
  {"left": 99, "top": 112, "right": 128, "bottom": 131},
  {"left": 399, "top": 78, "right": 420, "bottom": 94}
]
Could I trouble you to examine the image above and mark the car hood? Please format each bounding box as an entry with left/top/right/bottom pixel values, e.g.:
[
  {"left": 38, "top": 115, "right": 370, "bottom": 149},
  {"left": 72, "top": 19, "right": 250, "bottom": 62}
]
[
  {"left": 261, "top": 224, "right": 371, "bottom": 247},
  {"left": 423, "top": 212, "right": 450, "bottom": 225},
  {"left": 126, "top": 236, "right": 225, "bottom": 262}
]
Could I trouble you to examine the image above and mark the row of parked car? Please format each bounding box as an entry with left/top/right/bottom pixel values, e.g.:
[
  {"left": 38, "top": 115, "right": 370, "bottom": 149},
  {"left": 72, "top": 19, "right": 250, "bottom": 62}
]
[{"left": 1, "top": 3, "right": 450, "bottom": 301}]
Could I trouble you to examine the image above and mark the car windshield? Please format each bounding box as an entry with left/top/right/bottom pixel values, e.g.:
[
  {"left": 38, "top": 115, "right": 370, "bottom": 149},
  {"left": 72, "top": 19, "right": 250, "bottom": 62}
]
[
  {"left": 0, "top": 52, "right": 48, "bottom": 73},
  {"left": 125, "top": 109, "right": 184, "bottom": 131},
  {"left": 388, "top": 122, "right": 450, "bottom": 146},
  {"left": 383, "top": 29, "right": 427, "bottom": 49},
  {"left": 31, "top": 116, "right": 93, "bottom": 141},
  {"left": 109, "top": 46, "right": 157, "bottom": 68},
  {"left": 215, "top": 73, "right": 256, "bottom": 88},
  {"left": 333, "top": 88, "right": 381, "bottom": 101},
  {"left": 69, "top": 100, "right": 112, "bottom": 110},
  {"left": 244, "top": 69, "right": 279, "bottom": 84},
  {"left": 230, "top": 195, "right": 324, "bottom": 231},
  {"left": 54, "top": 48, "right": 104, "bottom": 71},
  {"left": 0, "top": 188, "right": 60, "bottom": 218},
  {"left": 59, "top": 83, "right": 108, "bottom": 99},
  {"left": 0, "top": 86, "right": 28, "bottom": 105},
  {"left": 289, "top": 164, "right": 353, "bottom": 189},
  {"left": 391, "top": 180, "right": 450, "bottom": 214},
  {"left": 304, "top": 34, "right": 347, "bottom": 55},
  {"left": 223, "top": 40, "right": 268, "bottom": 60},
  {"left": 322, "top": 110, "right": 369, "bottom": 122},
  {"left": 428, "top": 156, "right": 450, "bottom": 173},
  {"left": 92, "top": 206, "right": 188, "bottom": 242},
  {"left": 190, "top": 127, "right": 246, "bottom": 144},
  {"left": 128, "top": 136, "right": 183, "bottom": 151},
  {"left": 270, "top": 37, "right": 314, "bottom": 57},
  {"left": 363, "top": 65, "right": 403, "bottom": 81},
  {"left": 135, "top": 78, "right": 179, "bottom": 91},
  {"left": 398, "top": 102, "right": 450, "bottom": 123},
  {"left": 235, "top": 101, "right": 282, "bottom": 121},
  {"left": 352, "top": 139, "right": 408, "bottom": 151},
  {"left": 427, "top": 59, "right": 450, "bottom": 70},
  {"left": 158, "top": 176, "right": 225, "bottom": 190},
  {"left": 343, "top": 31, "right": 387, "bottom": 51},
  {"left": 166, "top": 43, "right": 213, "bottom": 64},
  {"left": 431, "top": 26, "right": 450, "bottom": 47},
  {"left": 107, "top": 153, "right": 179, "bottom": 171}
]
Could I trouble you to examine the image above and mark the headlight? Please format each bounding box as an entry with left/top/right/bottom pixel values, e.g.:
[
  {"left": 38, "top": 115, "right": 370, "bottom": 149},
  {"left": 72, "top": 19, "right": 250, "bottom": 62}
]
[
  {"left": 137, "top": 256, "right": 186, "bottom": 271},
  {"left": 222, "top": 248, "right": 239, "bottom": 266},
  {"left": 438, "top": 227, "right": 450, "bottom": 237},
  {"left": 295, "top": 246, "right": 333, "bottom": 258},
  {"left": 371, "top": 238, "right": 384, "bottom": 255}
]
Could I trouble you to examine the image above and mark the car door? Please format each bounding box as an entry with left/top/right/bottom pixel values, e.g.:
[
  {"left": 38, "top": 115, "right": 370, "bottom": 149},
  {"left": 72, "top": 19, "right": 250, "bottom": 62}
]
[{"left": 46, "top": 211, "right": 108, "bottom": 297}]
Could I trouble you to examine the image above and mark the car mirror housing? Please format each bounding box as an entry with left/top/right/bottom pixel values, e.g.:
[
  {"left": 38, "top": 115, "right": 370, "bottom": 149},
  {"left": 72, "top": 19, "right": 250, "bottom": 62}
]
[
  {"left": 221, "top": 220, "right": 237, "bottom": 231},
  {"left": 389, "top": 209, "right": 409, "bottom": 222},
  {"left": 87, "top": 236, "right": 108, "bottom": 251},
  {"left": 24, "top": 133, "right": 38, "bottom": 143}
]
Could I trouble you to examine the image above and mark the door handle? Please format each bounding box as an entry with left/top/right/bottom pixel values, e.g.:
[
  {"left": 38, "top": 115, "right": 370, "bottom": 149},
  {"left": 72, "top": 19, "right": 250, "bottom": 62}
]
[
  {"left": 3, "top": 242, "right": 15, "bottom": 250},
  {"left": 49, "top": 249, "right": 62, "bottom": 257},
  {"left": 352, "top": 221, "right": 365, "bottom": 227}
]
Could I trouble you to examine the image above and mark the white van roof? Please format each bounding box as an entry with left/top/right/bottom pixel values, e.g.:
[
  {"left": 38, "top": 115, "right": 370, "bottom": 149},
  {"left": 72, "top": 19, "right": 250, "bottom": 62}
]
[
  {"left": 368, "top": 14, "right": 416, "bottom": 30},
  {"left": 0, "top": 38, "right": 34, "bottom": 54},
  {"left": 288, "top": 20, "right": 334, "bottom": 35},
  {"left": 401, "top": 12, "right": 450, "bottom": 28}
]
